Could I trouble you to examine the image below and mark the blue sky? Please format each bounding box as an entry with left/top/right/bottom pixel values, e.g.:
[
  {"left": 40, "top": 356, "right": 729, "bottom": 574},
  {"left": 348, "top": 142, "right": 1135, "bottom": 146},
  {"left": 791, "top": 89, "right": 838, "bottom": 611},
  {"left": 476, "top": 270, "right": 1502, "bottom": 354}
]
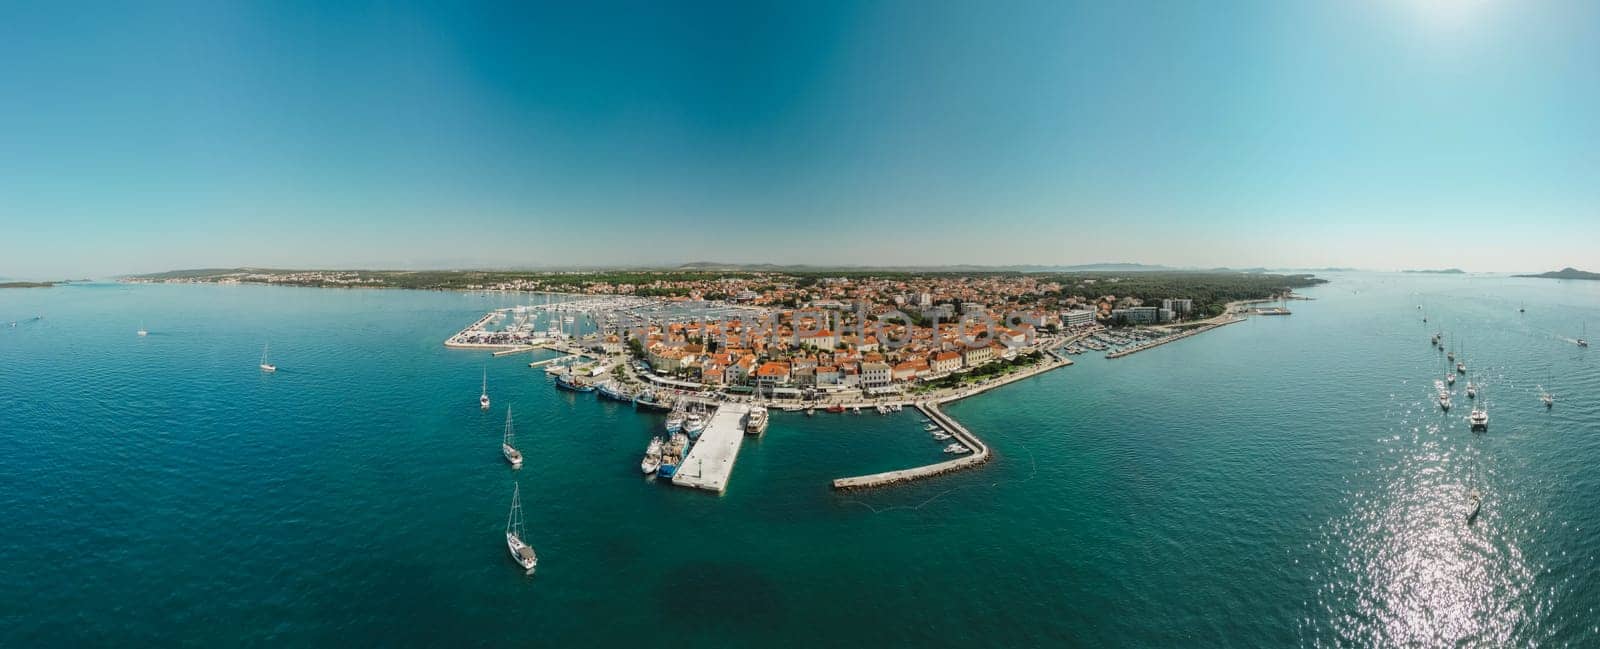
[{"left": 2, "top": 0, "right": 1596, "bottom": 277}]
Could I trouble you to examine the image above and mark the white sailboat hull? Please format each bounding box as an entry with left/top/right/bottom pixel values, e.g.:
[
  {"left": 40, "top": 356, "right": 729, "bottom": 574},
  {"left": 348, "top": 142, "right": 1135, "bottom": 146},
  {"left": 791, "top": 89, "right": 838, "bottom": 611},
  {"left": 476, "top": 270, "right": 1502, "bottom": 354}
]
[{"left": 506, "top": 532, "right": 537, "bottom": 571}]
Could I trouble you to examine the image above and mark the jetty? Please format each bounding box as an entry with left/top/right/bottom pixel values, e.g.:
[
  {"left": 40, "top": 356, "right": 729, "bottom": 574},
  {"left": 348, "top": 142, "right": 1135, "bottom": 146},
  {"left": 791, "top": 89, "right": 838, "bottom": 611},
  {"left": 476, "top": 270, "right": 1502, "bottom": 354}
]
[
  {"left": 832, "top": 401, "right": 989, "bottom": 490},
  {"left": 672, "top": 404, "right": 751, "bottom": 494}
]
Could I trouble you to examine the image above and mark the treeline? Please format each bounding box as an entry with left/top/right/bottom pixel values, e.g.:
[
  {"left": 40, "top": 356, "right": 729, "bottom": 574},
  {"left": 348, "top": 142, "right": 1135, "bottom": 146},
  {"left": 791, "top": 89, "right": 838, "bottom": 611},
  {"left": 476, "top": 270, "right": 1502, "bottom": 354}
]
[{"left": 1039, "top": 272, "right": 1325, "bottom": 317}]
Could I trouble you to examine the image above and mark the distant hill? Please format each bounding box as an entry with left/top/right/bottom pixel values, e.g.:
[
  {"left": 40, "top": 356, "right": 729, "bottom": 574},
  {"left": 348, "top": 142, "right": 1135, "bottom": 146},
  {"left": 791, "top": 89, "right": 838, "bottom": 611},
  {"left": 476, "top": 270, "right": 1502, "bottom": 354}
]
[
  {"left": 1401, "top": 268, "right": 1466, "bottom": 274},
  {"left": 1515, "top": 267, "right": 1600, "bottom": 281}
]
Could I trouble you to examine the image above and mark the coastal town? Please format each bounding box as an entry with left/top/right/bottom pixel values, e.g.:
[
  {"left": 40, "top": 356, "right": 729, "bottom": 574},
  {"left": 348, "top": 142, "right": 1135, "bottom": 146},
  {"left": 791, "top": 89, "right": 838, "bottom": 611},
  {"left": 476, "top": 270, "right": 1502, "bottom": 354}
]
[
  {"left": 439, "top": 271, "right": 1315, "bottom": 495},
  {"left": 121, "top": 266, "right": 1317, "bottom": 494}
]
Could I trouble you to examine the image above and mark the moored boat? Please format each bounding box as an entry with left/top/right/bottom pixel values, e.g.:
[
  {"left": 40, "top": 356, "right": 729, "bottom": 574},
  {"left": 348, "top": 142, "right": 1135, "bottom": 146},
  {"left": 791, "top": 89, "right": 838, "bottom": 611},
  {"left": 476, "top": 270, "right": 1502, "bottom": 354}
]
[
  {"left": 555, "top": 372, "right": 594, "bottom": 392},
  {"left": 744, "top": 406, "right": 769, "bottom": 436},
  {"left": 597, "top": 382, "right": 632, "bottom": 402},
  {"left": 641, "top": 436, "right": 663, "bottom": 474}
]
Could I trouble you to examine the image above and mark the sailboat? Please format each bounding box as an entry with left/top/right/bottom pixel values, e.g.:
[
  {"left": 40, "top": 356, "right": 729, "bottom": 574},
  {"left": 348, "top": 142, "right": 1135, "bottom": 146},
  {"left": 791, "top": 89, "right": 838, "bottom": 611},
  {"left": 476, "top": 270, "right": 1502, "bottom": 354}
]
[
  {"left": 259, "top": 343, "right": 277, "bottom": 372},
  {"left": 502, "top": 407, "right": 523, "bottom": 468},
  {"left": 137, "top": 321, "right": 148, "bottom": 337},
  {"left": 480, "top": 368, "right": 491, "bottom": 410},
  {"left": 505, "top": 483, "right": 538, "bottom": 572},
  {"left": 1579, "top": 322, "right": 1588, "bottom": 348}
]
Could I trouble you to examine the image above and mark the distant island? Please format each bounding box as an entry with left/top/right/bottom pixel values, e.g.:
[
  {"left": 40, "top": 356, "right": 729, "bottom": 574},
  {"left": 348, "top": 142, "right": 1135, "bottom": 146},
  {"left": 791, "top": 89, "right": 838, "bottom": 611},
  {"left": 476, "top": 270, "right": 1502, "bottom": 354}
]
[
  {"left": 1401, "top": 268, "right": 1465, "bottom": 274},
  {"left": 1515, "top": 267, "right": 1600, "bottom": 281},
  {"left": 0, "top": 281, "right": 60, "bottom": 289}
]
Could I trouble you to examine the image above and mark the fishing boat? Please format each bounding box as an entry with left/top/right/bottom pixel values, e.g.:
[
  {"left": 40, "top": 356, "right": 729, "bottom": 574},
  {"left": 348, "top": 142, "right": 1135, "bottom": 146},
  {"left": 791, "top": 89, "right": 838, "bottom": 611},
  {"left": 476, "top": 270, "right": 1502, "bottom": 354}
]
[
  {"left": 502, "top": 407, "right": 523, "bottom": 468},
  {"left": 505, "top": 484, "right": 538, "bottom": 572},
  {"left": 479, "top": 368, "right": 490, "bottom": 409},
  {"left": 665, "top": 411, "right": 685, "bottom": 434},
  {"left": 634, "top": 390, "right": 671, "bottom": 412},
  {"left": 684, "top": 413, "right": 706, "bottom": 438},
  {"left": 641, "top": 437, "right": 663, "bottom": 475},
  {"left": 597, "top": 382, "right": 632, "bottom": 403},
  {"left": 744, "top": 406, "right": 769, "bottom": 436},
  {"left": 259, "top": 343, "right": 277, "bottom": 373},
  {"left": 657, "top": 461, "right": 678, "bottom": 479},
  {"left": 555, "top": 372, "right": 594, "bottom": 392},
  {"left": 137, "top": 321, "right": 148, "bottom": 337}
]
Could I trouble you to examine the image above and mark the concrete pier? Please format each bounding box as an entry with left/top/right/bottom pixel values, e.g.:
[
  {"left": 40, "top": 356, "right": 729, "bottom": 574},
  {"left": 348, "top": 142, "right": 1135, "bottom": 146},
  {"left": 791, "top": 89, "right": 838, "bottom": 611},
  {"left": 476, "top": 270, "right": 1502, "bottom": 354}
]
[
  {"left": 672, "top": 404, "right": 751, "bottom": 494},
  {"left": 831, "top": 402, "right": 990, "bottom": 490}
]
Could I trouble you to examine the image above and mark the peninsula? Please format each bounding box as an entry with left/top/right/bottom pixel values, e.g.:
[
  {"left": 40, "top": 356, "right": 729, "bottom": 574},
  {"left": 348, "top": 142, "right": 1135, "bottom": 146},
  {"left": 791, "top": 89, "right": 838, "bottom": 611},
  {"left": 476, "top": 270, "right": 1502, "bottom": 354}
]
[{"left": 431, "top": 268, "right": 1321, "bottom": 491}]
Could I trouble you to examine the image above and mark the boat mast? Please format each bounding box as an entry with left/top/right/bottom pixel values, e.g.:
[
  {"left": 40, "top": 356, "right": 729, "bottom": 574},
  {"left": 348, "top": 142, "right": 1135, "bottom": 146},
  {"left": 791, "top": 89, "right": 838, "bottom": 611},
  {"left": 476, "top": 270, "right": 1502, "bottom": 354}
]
[
  {"left": 506, "top": 483, "right": 522, "bottom": 537},
  {"left": 504, "top": 407, "right": 515, "bottom": 447}
]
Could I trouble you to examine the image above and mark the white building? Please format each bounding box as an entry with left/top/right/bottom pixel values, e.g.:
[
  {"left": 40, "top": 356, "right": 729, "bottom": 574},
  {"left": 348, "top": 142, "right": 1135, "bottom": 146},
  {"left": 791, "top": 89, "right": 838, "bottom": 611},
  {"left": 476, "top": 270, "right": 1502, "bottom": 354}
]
[
  {"left": 1063, "top": 309, "right": 1096, "bottom": 327},
  {"left": 861, "top": 361, "right": 892, "bottom": 388}
]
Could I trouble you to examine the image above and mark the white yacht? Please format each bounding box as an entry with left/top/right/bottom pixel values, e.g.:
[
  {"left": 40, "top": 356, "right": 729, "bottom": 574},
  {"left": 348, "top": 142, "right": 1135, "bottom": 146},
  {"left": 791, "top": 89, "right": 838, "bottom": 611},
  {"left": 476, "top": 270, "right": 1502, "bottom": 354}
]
[
  {"left": 1439, "top": 392, "right": 1452, "bottom": 411},
  {"left": 744, "top": 406, "right": 769, "bottom": 436},
  {"left": 1468, "top": 406, "right": 1488, "bottom": 431},
  {"left": 502, "top": 407, "right": 523, "bottom": 468},
  {"left": 505, "top": 484, "right": 537, "bottom": 573},
  {"left": 943, "top": 443, "right": 971, "bottom": 454},
  {"left": 480, "top": 368, "right": 490, "bottom": 410},
  {"left": 1466, "top": 382, "right": 1476, "bottom": 399},
  {"left": 259, "top": 343, "right": 277, "bottom": 373},
  {"left": 1446, "top": 373, "right": 1456, "bottom": 386}
]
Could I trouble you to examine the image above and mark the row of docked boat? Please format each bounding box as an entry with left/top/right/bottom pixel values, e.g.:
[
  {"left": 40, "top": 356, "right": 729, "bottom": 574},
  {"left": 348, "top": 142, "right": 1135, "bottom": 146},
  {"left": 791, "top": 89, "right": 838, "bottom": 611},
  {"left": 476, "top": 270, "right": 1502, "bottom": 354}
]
[
  {"left": 873, "top": 403, "right": 905, "bottom": 414},
  {"left": 921, "top": 417, "right": 967, "bottom": 452},
  {"left": 641, "top": 403, "right": 715, "bottom": 477}
]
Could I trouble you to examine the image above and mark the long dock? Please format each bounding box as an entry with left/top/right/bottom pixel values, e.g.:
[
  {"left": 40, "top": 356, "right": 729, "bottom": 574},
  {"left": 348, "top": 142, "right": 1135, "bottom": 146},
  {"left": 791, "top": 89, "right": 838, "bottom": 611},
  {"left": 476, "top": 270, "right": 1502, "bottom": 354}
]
[
  {"left": 672, "top": 404, "right": 751, "bottom": 494},
  {"left": 831, "top": 402, "right": 990, "bottom": 490}
]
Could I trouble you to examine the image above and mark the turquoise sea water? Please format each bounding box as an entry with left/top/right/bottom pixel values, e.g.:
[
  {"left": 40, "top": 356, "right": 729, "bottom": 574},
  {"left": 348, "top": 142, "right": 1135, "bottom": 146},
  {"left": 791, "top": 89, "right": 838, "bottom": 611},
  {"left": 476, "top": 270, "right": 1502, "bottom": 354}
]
[{"left": 2, "top": 274, "right": 1597, "bottom": 647}]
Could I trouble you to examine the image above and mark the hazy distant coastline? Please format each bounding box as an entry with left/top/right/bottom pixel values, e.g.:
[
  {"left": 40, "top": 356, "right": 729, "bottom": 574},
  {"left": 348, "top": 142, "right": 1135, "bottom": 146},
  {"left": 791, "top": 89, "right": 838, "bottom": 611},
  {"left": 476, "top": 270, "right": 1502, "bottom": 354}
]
[{"left": 1515, "top": 267, "right": 1600, "bottom": 281}]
